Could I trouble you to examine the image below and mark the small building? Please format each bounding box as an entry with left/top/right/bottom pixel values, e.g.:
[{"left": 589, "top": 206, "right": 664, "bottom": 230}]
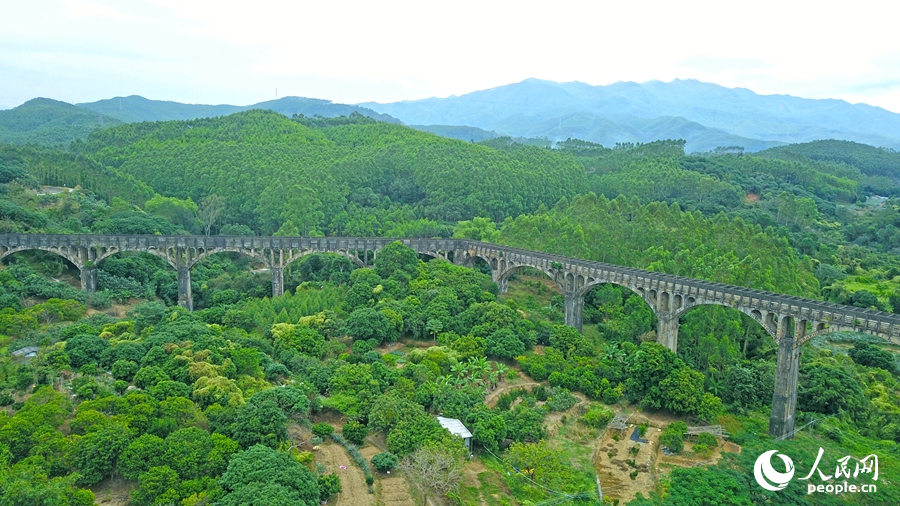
[
  {"left": 437, "top": 416, "right": 473, "bottom": 450},
  {"left": 11, "top": 346, "right": 39, "bottom": 359}
]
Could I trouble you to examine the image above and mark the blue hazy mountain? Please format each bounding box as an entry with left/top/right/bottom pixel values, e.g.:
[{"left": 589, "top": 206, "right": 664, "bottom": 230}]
[
  {"left": 78, "top": 95, "right": 400, "bottom": 124},
  {"left": 361, "top": 78, "right": 900, "bottom": 152}
]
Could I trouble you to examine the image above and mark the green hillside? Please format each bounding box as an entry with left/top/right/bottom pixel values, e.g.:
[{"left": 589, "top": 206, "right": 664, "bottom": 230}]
[
  {"left": 0, "top": 98, "right": 121, "bottom": 147},
  {"left": 78, "top": 110, "right": 589, "bottom": 233}
]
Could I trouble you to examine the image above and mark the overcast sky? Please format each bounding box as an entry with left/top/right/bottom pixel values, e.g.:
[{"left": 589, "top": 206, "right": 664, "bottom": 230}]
[{"left": 3, "top": 0, "right": 900, "bottom": 112}]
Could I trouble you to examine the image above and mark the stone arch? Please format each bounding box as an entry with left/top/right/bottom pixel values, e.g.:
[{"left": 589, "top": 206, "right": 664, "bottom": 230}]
[
  {"left": 283, "top": 249, "right": 366, "bottom": 270},
  {"left": 796, "top": 322, "right": 845, "bottom": 346},
  {"left": 185, "top": 247, "right": 271, "bottom": 270},
  {"left": 565, "top": 272, "right": 575, "bottom": 292},
  {"left": 496, "top": 263, "right": 564, "bottom": 291},
  {"left": 577, "top": 278, "right": 648, "bottom": 304},
  {"left": 0, "top": 246, "right": 83, "bottom": 269},
  {"left": 94, "top": 247, "right": 178, "bottom": 270},
  {"left": 671, "top": 300, "right": 779, "bottom": 340}
]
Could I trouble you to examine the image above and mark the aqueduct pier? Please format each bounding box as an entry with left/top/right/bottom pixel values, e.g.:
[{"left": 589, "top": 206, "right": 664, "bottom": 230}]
[{"left": 3, "top": 233, "right": 899, "bottom": 440}]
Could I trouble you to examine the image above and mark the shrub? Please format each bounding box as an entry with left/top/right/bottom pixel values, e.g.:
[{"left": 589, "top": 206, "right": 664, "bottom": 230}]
[
  {"left": 696, "top": 432, "right": 717, "bottom": 447},
  {"left": 629, "top": 470, "right": 639, "bottom": 480},
  {"left": 311, "top": 422, "right": 334, "bottom": 437},
  {"left": 579, "top": 404, "right": 614, "bottom": 429},
  {"left": 545, "top": 387, "right": 578, "bottom": 412},
  {"left": 318, "top": 473, "right": 341, "bottom": 502},
  {"left": 602, "top": 388, "right": 620, "bottom": 405},
  {"left": 659, "top": 424, "right": 684, "bottom": 454},
  {"left": 113, "top": 380, "right": 129, "bottom": 395},
  {"left": 371, "top": 452, "right": 398, "bottom": 472},
  {"left": 342, "top": 421, "right": 368, "bottom": 445},
  {"left": 693, "top": 443, "right": 712, "bottom": 457},
  {"left": 638, "top": 423, "right": 648, "bottom": 437}
]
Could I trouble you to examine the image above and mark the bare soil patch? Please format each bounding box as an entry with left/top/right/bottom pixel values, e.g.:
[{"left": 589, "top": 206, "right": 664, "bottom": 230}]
[
  {"left": 316, "top": 442, "right": 374, "bottom": 506},
  {"left": 90, "top": 477, "right": 132, "bottom": 506},
  {"left": 594, "top": 425, "right": 657, "bottom": 504}
]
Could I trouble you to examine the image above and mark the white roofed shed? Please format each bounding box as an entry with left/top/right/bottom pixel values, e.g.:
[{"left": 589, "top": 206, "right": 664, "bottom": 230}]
[{"left": 436, "top": 416, "right": 472, "bottom": 450}]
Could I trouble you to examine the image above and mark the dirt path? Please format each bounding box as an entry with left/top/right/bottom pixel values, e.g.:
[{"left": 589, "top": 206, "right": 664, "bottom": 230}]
[
  {"left": 316, "top": 443, "right": 374, "bottom": 506},
  {"left": 379, "top": 474, "right": 416, "bottom": 506}
]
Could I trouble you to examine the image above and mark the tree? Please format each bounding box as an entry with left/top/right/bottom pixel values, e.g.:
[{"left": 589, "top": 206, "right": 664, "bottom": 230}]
[
  {"left": 659, "top": 366, "right": 705, "bottom": 415},
  {"left": 130, "top": 466, "right": 180, "bottom": 506},
  {"left": 506, "top": 440, "right": 566, "bottom": 488},
  {"left": 342, "top": 421, "right": 368, "bottom": 445},
  {"left": 661, "top": 467, "right": 752, "bottom": 506},
  {"left": 472, "top": 413, "right": 507, "bottom": 452},
  {"left": 386, "top": 416, "right": 446, "bottom": 456},
  {"left": 231, "top": 399, "right": 288, "bottom": 448},
  {"left": 70, "top": 423, "right": 134, "bottom": 485},
  {"left": 217, "top": 444, "right": 319, "bottom": 506},
  {"left": 486, "top": 328, "right": 525, "bottom": 359},
  {"left": 374, "top": 241, "right": 419, "bottom": 284},
  {"left": 64, "top": 333, "right": 110, "bottom": 369},
  {"left": 624, "top": 342, "right": 681, "bottom": 409},
  {"left": 344, "top": 307, "right": 394, "bottom": 344},
  {"left": 398, "top": 443, "right": 464, "bottom": 505},
  {"left": 118, "top": 434, "right": 167, "bottom": 480},
  {"left": 318, "top": 473, "right": 341, "bottom": 503},
  {"left": 848, "top": 342, "right": 896, "bottom": 371},
  {"left": 198, "top": 194, "right": 226, "bottom": 236},
  {"left": 371, "top": 452, "right": 398, "bottom": 472},
  {"left": 368, "top": 394, "right": 426, "bottom": 433}
]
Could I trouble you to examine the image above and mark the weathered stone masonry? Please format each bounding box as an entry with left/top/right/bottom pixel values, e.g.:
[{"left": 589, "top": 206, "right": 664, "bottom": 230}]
[{"left": 3, "top": 233, "right": 899, "bottom": 439}]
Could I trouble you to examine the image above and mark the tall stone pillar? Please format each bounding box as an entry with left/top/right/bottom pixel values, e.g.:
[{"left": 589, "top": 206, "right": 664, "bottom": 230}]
[
  {"left": 272, "top": 267, "right": 284, "bottom": 297},
  {"left": 564, "top": 292, "right": 584, "bottom": 332},
  {"left": 177, "top": 266, "right": 193, "bottom": 311},
  {"left": 769, "top": 321, "right": 803, "bottom": 439},
  {"left": 657, "top": 315, "right": 679, "bottom": 352},
  {"left": 81, "top": 267, "right": 98, "bottom": 293},
  {"left": 498, "top": 278, "right": 508, "bottom": 294}
]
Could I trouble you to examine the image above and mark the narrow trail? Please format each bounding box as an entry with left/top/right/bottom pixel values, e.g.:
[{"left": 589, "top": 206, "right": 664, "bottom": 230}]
[
  {"left": 316, "top": 443, "right": 374, "bottom": 506},
  {"left": 361, "top": 446, "right": 415, "bottom": 506}
]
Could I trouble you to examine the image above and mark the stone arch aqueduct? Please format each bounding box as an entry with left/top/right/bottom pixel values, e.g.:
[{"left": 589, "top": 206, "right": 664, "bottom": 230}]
[{"left": 3, "top": 234, "right": 900, "bottom": 439}]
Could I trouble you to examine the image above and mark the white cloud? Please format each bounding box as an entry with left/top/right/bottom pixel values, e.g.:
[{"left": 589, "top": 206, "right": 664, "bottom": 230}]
[{"left": 2, "top": 0, "right": 900, "bottom": 112}]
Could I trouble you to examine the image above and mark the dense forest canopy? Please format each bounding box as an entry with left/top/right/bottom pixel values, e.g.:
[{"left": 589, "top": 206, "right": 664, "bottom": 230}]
[{"left": 0, "top": 108, "right": 899, "bottom": 505}]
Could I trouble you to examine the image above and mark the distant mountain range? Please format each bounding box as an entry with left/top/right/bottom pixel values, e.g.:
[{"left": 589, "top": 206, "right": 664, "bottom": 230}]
[
  {"left": 0, "top": 96, "right": 399, "bottom": 146},
  {"left": 361, "top": 78, "right": 900, "bottom": 152},
  {"left": 4, "top": 79, "right": 900, "bottom": 152}
]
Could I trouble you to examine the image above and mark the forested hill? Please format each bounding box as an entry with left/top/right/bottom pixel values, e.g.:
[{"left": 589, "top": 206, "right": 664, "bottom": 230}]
[
  {"left": 0, "top": 98, "right": 121, "bottom": 147},
  {"left": 77, "top": 95, "right": 400, "bottom": 125},
  {"left": 362, "top": 78, "right": 900, "bottom": 152},
  {"left": 758, "top": 140, "right": 900, "bottom": 182},
  {"left": 0, "top": 96, "right": 400, "bottom": 147},
  {"left": 75, "top": 110, "right": 589, "bottom": 233}
]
